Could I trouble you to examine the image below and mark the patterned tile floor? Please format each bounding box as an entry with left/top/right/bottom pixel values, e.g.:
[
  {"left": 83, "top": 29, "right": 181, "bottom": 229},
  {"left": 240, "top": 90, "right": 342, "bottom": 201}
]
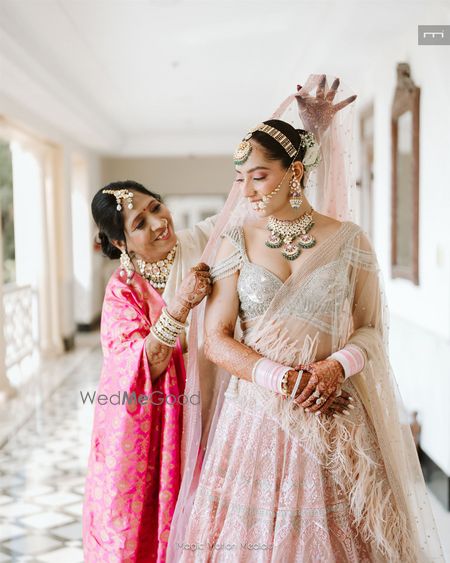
[
  {"left": 0, "top": 334, "right": 99, "bottom": 562},
  {"left": 0, "top": 332, "right": 449, "bottom": 562}
]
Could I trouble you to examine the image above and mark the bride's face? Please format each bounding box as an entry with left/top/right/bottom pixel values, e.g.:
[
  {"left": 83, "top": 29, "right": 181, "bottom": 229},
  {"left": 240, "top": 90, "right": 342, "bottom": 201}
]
[{"left": 234, "top": 141, "right": 292, "bottom": 216}]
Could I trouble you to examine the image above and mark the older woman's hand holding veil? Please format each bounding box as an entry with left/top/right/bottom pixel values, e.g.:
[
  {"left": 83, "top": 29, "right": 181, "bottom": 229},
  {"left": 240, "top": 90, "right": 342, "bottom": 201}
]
[{"left": 295, "top": 75, "right": 357, "bottom": 137}]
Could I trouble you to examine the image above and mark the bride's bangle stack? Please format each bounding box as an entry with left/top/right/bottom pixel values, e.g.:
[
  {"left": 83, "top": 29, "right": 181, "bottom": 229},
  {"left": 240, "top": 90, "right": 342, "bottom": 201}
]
[
  {"left": 328, "top": 343, "right": 365, "bottom": 379},
  {"left": 150, "top": 307, "right": 186, "bottom": 348},
  {"left": 251, "top": 358, "right": 291, "bottom": 396}
]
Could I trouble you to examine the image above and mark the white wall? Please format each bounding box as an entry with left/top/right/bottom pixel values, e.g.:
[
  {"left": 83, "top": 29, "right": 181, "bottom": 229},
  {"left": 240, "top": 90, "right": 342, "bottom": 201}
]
[
  {"left": 356, "top": 35, "right": 450, "bottom": 473},
  {"left": 101, "top": 155, "right": 234, "bottom": 196}
]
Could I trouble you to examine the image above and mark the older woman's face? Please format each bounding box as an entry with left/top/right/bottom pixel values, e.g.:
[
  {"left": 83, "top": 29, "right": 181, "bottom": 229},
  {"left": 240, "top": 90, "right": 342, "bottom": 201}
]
[{"left": 120, "top": 191, "right": 177, "bottom": 262}]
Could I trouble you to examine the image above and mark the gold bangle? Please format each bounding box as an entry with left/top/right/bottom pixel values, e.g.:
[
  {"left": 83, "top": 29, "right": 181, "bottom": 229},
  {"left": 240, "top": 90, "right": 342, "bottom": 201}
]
[
  {"left": 150, "top": 325, "right": 177, "bottom": 348},
  {"left": 280, "top": 370, "right": 290, "bottom": 396},
  {"left": 163, "top": 307, "right": 186, "bottom": 330}
]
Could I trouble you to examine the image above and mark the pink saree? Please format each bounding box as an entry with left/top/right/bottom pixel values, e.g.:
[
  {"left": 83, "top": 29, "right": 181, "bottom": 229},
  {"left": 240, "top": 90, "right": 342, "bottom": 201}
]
[{"left": 83, "top": 268, "right": 186, "bottom": 562}]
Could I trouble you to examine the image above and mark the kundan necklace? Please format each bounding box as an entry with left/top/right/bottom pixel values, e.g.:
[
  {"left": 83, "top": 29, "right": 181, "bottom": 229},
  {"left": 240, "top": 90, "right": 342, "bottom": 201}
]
[
  {"left": 265, "top": 208, "right": 316, "bottom": 261},
  {"left": 136, "top": 241, "right": 178, "bottom": 289}
]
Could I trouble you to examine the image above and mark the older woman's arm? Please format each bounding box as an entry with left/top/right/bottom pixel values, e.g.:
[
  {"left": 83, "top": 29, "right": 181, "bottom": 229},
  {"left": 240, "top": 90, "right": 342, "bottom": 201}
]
[{"left": 146, "top": 264, "right": 211, "bottom": 381}]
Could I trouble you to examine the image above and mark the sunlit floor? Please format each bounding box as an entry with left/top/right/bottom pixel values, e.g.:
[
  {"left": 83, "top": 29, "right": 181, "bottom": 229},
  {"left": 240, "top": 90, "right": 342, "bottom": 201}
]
[
  {"left": 0, "top": 334, "right": 98, "bottom": 562},
  {"left": 0, "top": 333, "right": 448, "bottom": 562}
]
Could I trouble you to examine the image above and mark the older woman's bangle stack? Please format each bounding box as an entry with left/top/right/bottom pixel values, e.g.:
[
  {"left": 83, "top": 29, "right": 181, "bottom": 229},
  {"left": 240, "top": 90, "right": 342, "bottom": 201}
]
[{"left": 150, "top": 307, "right": 186, "bottom": 348}]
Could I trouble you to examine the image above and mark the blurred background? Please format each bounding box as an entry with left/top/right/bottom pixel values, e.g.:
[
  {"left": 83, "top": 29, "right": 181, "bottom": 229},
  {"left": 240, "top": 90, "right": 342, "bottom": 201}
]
[{"left": 0, "top": 1, "right": 449, "bottom": 561}]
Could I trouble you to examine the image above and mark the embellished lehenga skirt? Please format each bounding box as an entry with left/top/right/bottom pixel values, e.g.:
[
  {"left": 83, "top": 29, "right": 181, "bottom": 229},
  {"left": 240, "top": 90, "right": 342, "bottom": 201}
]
[{"left": 179, "top": 374, "right": 397, "bottom": 563}]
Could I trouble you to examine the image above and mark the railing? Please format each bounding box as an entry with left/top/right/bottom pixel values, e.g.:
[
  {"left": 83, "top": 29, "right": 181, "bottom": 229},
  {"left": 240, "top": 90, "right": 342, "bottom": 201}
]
[{"left": 3, "top": 283, "right": 36, "bottom": 370}]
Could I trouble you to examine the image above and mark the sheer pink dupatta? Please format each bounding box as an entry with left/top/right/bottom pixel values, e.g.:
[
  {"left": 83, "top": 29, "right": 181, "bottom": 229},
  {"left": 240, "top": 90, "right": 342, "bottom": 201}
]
[{"left": 167, "top": 74, "right": 347, "bottom": 558}]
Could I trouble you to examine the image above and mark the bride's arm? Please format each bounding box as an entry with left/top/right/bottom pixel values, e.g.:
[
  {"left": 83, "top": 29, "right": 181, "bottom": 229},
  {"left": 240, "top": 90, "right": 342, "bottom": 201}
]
[
  {"left": 205, "top": 238, "right": 308, "bottom": 395},
  {"left": 204, "top": 239, "right": 260, "bottom": 381}
]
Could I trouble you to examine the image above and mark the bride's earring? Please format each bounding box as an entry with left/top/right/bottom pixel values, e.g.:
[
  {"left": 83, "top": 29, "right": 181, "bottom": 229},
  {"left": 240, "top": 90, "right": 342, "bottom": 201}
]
[
  {"left": 120, "top": 249, "right": 134, "bottom": 284},
  {"left": 289, "top": 166, "right": 303, "bottom": 209}
]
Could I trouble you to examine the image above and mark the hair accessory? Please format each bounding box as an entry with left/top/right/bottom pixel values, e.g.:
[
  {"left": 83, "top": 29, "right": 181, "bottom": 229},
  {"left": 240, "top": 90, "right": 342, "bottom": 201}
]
[
  {"left": 301, "top": 132, "right": 322, "bottom": 172},
  {"left": 233, "top": 140, "right": 253, "bottom": 166},
  {"left": 102, "top": 189, "right": 134, "bottom": 211},
  {"left": 235, "top": 125, "right": 320, "bottom": 196},
  {"left": 253, "top": 123, "right": 298, "bottom": 158},
  {"left": 119, "top": 250, "right": 134, "bottom": 284},
  {"left": 136, "top": 241, "right": 178, "bottom": 289},
  {"left": 266, "top": 208, "right": 316, "bottom": 261}
]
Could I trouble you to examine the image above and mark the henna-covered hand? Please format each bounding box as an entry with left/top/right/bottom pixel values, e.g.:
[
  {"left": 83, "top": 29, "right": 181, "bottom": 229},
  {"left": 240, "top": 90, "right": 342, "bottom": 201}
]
[
  {"left": 168, "top": 262, "right": 211, "bottom": 322},
  {"left": 322, "top": 390, "right": 354, "bottom": 417},
  {"left": 145, "top": 335, "right": 172, "bottom": 381},
  {"left": 285, "top": 367, "right": 351, "bottom": 416},
  {"left": 295, "top": 75, "right": 357, "bottom": 137},
  {"left": 294, "top": 359, "right": 345, "bottom": 413}
]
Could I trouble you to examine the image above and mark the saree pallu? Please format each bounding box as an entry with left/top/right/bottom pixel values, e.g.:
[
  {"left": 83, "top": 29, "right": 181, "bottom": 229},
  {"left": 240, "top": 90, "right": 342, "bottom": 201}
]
[
  {"left": 174, "top": 222, "right": 443, "bottom": 562},
  {"left": 83, "top": 216, "right": 216, "bottom": 562},
  {"left": 82, "top": 269, "right": 186, "bottom": 562}
]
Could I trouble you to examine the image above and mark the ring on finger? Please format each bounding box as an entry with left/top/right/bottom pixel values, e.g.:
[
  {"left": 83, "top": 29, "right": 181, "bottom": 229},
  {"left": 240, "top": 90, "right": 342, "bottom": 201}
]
[
  {"left": 312, "top": 390, "right": 321, "bottom": 398},
  {"left": 315, "top": 396, "right": 326, "bottom": 405}
]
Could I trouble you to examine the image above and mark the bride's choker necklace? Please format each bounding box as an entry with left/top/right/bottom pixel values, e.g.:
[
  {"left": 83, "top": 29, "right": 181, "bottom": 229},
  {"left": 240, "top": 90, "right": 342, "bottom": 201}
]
[
  {"left": 136, "top": 241, "right": 178, "bottom": 289},
  {"left": 265, "top": 208, "right": 316, "bottom": 261}
]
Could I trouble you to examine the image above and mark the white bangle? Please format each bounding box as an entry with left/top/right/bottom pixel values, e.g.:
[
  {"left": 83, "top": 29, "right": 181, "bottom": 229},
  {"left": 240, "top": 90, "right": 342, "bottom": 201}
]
[
  {"left": 290, "top": 369, "right": 304, "bottom": 399},
  {"left": 251, "top": 358, "right": 265, "bottom": 384}
]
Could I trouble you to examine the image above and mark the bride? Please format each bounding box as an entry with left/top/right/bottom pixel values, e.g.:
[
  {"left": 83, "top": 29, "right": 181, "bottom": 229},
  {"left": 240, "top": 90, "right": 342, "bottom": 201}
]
[{"left": 167, "top": 75, "right": 443, "bottom": 562}]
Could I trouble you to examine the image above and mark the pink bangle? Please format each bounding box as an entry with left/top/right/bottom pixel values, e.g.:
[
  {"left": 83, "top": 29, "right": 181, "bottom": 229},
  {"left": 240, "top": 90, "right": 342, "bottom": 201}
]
[
  {"left": 328, "top": 344, "right": 365, "bottom": 379},
  {"left": 252, "top": 358, "right": 291, "bottom": 394}
]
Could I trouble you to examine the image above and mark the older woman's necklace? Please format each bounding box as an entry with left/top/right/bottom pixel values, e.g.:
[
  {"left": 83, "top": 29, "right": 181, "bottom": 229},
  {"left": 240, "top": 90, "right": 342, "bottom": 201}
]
[
  {"left": 266, "top": 208, "right": 316, "bottom": 261},
  {"left": 136, "top": 242, "right": 178, "bottom": 289}
]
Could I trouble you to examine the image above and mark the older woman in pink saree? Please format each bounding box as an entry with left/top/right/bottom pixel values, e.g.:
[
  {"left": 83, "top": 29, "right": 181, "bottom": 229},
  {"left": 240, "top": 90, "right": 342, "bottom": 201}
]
[{"left": 83, "top": 181, "right": 213, "bottom": 562}]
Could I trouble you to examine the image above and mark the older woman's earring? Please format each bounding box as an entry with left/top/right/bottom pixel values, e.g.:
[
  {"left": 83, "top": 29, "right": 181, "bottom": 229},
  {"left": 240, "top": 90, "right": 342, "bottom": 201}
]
[
  {"left": 289, "top": 169, "right": 303, "bottom": 209},
  {"left": 120, "top": 250, "right": 134, "bottom": 284}
]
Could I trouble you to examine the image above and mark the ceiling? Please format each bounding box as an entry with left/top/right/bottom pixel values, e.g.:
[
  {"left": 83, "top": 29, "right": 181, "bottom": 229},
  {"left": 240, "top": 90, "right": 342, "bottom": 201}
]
[{"left": 0, "top": 0, "right": 447, "bottom": 155}]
